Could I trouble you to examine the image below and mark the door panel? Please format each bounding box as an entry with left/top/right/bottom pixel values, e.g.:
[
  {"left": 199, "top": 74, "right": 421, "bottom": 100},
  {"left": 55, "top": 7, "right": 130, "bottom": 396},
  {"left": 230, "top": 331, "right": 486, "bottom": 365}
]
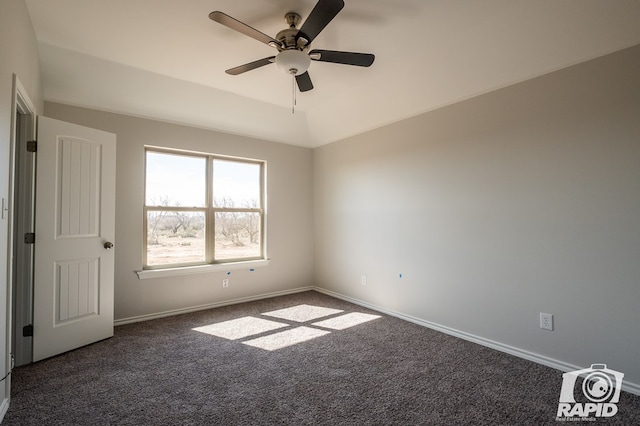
[
  {"left": 58, "top": 137, "right": 101, "bottom": 237},
  {"left": 55, "top": 258, "right": 99, "bottom": 322},
  {"left": 33, "top": 117, "right": 116, "bottom": 362}
]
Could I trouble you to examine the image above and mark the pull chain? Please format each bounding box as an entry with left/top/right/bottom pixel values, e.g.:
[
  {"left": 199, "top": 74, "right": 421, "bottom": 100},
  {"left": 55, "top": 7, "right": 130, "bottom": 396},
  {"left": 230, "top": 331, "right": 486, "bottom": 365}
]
[{"left": 291, "top": 74, "right": 296, "bottom": 114}]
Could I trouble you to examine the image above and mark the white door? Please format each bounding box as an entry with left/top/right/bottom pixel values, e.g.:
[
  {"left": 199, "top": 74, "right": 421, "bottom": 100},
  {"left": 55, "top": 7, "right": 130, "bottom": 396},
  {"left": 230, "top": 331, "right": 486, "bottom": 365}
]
[{"left": 33, "top": 117, "right": 116, "bottom": 361}]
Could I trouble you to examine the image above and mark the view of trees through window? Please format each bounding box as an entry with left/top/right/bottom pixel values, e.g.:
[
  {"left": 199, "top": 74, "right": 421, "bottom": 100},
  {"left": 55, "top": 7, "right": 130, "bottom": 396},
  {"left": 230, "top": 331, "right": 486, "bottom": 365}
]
[{"left": 144, "top": 150, "right": 263, "bottom": 267}]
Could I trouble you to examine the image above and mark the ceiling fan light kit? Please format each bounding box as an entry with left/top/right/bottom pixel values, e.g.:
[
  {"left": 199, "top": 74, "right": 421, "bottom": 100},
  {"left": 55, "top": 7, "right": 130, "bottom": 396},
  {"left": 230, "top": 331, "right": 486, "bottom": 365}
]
[
  {"left": 209, "top": 0, "right": 375, "bottom": 112},
  {"left": 275, "top": 49, "right": 310, "bottom": 76}
]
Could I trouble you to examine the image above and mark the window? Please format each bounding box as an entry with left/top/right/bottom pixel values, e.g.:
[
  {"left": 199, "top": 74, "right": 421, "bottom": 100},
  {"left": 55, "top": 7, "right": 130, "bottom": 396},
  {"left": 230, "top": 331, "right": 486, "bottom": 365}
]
[{"left": 143, "top": 148, "right": 265, "bottom": 269}]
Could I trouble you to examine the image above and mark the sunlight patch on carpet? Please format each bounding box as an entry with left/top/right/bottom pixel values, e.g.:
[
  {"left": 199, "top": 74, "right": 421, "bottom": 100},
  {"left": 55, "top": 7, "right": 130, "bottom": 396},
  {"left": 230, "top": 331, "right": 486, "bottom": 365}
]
[
  {"left": 192, "top": 316, "right": 288, "bottom": 340},
  {"left": 262, "top": 304, "right": 343, "bottom": 322},
  {"left": 242, "top": 326, "right": 331, "bottom": 351},
  {"left": 192, "top": 305, "right": 381, "bottom": 351},
  {"left": 312, "top": 312, "right": 381, "bottom": 330}
]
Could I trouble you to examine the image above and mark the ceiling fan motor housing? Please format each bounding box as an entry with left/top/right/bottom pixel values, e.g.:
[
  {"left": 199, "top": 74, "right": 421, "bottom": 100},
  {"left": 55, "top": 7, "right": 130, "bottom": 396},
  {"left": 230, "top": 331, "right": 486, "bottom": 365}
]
[{"left": 275, "top": 28, "right": 300, "bottom": 49}]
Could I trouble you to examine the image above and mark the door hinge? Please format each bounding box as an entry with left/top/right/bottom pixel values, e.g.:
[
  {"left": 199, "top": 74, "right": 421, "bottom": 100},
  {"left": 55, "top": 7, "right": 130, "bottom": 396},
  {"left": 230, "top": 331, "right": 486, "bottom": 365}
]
[
  {"left": 26, "top": 140, "right": 37, "bottom": 152},
  {"left": 23, "top": 324, "right": 33, "bottom": 337},
  {"left": 24, "top": 232, "right": 35, "bottom": 244}
]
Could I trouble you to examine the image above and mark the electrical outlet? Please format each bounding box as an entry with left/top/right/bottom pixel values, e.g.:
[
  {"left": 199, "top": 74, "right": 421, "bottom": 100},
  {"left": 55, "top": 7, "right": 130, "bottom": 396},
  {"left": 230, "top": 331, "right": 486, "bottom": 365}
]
[
  {"left": 222, "top": 278, "right": 229, "bottom": 288},
  {"left": 361, "top": 275, "right": 367, "bottom": 286},
  {"left": 540, "top": 312, "right": 553, "bottom": 331}
]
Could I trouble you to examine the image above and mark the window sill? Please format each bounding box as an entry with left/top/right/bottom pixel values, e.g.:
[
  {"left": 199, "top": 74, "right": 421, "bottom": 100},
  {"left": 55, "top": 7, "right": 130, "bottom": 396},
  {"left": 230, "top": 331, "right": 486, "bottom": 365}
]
[{"left": 135, "top": 259, "right": 270, "bottom": 280}]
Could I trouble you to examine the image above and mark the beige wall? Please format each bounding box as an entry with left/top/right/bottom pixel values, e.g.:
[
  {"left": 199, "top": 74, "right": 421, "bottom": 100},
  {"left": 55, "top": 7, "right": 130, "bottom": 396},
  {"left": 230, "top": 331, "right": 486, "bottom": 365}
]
[
  {"left": 313, "top": 45, "right": 640, "bottom": 387},
  {"left": 44, "top": 103, "right": 314, "bottom": 321},
  {"left": 0, "top": 0, "right": 43, "bottom": 414}
]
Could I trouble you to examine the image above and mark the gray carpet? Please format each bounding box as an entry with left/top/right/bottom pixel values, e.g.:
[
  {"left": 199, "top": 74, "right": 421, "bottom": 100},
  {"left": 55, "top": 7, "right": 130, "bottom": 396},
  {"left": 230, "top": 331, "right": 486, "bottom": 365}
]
[{"left": 4, "top": 291, "right": 640, "bottom": 425}]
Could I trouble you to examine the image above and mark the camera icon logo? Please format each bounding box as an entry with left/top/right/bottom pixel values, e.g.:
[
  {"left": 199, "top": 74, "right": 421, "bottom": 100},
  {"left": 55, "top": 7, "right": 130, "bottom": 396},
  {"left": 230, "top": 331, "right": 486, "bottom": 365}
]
[{"left": 557, "top": 364, "right": 624, "bottom": 419}]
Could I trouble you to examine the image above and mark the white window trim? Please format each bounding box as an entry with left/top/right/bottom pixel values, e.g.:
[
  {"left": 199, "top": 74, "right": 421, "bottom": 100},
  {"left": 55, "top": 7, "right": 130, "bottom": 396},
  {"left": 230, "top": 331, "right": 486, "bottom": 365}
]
[
  {"left": 143, "top": 147, "right": 266, "bottom": 270},
  {"left": 136, "top": 259, "right": 270, "bottom": 280}
]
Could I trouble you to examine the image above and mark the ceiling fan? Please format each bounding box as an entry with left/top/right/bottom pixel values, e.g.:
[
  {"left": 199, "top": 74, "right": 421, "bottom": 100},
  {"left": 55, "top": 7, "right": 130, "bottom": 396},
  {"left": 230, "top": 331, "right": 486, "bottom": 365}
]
[{"left": 209, "top": 0, "right": 375, "bottom": 93}]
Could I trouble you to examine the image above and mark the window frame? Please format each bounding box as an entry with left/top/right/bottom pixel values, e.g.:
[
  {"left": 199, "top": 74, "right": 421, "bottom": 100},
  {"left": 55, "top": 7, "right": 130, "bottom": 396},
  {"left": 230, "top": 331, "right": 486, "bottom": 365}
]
[{"left": 142, "top": 147, "right": 266, "bottom": 270}]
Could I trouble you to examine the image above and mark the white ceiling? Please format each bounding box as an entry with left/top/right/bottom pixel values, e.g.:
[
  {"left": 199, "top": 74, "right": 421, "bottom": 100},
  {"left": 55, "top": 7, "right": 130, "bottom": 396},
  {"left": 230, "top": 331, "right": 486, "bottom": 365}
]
[{"left": 25, "top": 0, "right": 640, "bottom": 148}]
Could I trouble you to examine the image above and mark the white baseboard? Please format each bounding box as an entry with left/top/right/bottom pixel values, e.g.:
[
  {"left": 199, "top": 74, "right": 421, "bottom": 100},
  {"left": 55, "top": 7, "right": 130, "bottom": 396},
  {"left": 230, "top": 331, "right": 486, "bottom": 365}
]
[
  {"left": 114, "top": 286, "right": 314, "bottom": 326},
  {"left": 313, "top": 287, "right": 640, "bottom": 397},
  {"left": 0, "top": 397, "right": 9, "bottom": 423}
]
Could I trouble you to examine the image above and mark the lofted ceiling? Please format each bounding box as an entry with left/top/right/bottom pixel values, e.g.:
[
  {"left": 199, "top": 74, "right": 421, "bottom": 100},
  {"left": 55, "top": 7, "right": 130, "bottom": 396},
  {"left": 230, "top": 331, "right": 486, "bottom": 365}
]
[{"left": 24, "top": 0, "right": 640, "bottom": 148}]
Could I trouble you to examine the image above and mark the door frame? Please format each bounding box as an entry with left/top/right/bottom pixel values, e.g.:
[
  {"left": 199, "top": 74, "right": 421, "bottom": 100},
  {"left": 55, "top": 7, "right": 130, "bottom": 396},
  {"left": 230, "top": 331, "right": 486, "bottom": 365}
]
[
  {"left": 10, "top": 76, "right": 37, "bottom": 367},
  {"left": 6, "top": 75, "right": 37, "bottom": 398}
]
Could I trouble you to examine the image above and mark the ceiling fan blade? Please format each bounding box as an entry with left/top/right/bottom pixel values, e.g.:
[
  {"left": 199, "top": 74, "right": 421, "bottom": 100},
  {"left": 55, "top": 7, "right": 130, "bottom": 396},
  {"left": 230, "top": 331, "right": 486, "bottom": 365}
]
[
  {"left": 297, "top": 0, "right": 344, "bottom": 45},
  {"left": 296, "top": 72, "right": 314, "bottom": 92},
  {"left": 226, "top": 57, "right": 276, "bottom": 75},
  {"left": 210, "top": 11, "right": 282, "bottom": 49},
  {"left": 309, "top": 49, "right": 375, "bottom": 67}
]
